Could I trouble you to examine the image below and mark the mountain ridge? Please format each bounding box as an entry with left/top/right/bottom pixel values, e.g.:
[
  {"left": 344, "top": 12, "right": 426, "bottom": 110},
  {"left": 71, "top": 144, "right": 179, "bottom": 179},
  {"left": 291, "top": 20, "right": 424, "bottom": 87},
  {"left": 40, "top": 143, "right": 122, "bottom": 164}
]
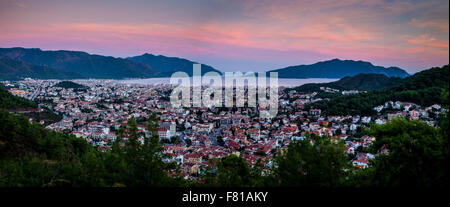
[
  {"left": 269, "top": 58, "right": 409, "bottom": 79},
  {"left": 0, "top": 58, "right": 84, "bottom": 80},
  {"left": 0, "top": 47, "right": 157, "bottom": 79},
  {"left": 290, "top": 73, "right": 402, "bottom": 92},
  {"left": 0, "top": 47, "right": 223, "bottom": 79},
  {"left": 309, "top": 64, "right": 449, "bottom": 115},
  {"left": 0, "top": 47, "right": 413, "bottom": 80},
  {"left": 126, "top": 53, "right": 222, "bottom": 76}
]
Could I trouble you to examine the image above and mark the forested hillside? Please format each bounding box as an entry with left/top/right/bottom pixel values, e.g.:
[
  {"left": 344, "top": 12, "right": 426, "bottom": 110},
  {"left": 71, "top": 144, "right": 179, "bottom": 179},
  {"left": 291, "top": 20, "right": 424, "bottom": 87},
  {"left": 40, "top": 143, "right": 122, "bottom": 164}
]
[
  {"left": 54, "top": 81, "right": 87, "bottom": 89},
  {"left": 0, "top": 86, "right": 37, "bottom": 109},
  {"left": 0, "top": 58, "right": 84, "bottom": 80},
  {"left": 290, "top": 73, "right": 402, "bottom": 93},
  {"left": 310, "top": 65, "right": 449, "bottom": 115}
]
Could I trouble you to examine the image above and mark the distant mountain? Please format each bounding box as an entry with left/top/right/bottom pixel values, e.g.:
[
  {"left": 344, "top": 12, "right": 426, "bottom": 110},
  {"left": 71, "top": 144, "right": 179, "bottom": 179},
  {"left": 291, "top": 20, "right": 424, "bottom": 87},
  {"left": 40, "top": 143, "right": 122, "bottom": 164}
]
[
  {"left": 269, "top": 59, "right": 409, "bottom": 79},
  {"left": 127, "top": 53, "right": 222, "bottom": 76},
  {"left": 292, "top": 73, "right": 402, "bottom": 92},
  {"left": 0, "top": 47, "right": 158, "bottom": 79},
  {"left": 0, "top": 58, "right": 84, "bottom": 80},
  {"left": 0, "top": 48, "right": 222, "bottom": 79}
]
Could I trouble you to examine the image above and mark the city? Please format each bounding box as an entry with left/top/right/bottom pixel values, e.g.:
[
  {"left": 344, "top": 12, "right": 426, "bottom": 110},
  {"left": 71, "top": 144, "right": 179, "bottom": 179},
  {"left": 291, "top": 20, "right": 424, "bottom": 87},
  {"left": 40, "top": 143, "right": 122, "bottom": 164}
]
[{"left": 3, "top": 77, "right": 446, "bottom": 180}]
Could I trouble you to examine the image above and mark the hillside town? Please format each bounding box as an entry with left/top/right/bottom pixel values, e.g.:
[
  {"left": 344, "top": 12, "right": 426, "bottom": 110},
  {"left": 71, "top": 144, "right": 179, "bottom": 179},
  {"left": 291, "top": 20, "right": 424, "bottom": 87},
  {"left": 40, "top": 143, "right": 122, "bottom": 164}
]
[{"left": 2, "top": 78, "right": 447, "bottom": 180}]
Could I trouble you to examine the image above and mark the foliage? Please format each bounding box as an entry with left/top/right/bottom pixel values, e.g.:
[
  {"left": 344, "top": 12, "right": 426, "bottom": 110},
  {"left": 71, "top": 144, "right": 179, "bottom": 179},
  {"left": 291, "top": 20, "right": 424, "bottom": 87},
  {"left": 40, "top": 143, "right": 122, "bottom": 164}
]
[
  {"left": 54, "top": 81, "right": 87, "bottom": 89},
  {"left": 310, "top": 65, "right": 449, "bottom": 115},
  {"left": 289, "top": 73, "right": 401, "bottom": 93},
  {"left": 274, "top": 136, "right": 348, "bottom": 187},
  {"left": 202, "top": 154, "right": 266, "bottom": 187},
  {"left": 349, "top": 117, "right": 449, "bottom": 187},
  {"left": 0, "top": 109, "right": 183, "bottom": 187},
  {"left": 0, "top": 78, "right": 448, "bottom": 187},
  {"left": 0, "top": 86, "right": 37, "bottom": 109}
]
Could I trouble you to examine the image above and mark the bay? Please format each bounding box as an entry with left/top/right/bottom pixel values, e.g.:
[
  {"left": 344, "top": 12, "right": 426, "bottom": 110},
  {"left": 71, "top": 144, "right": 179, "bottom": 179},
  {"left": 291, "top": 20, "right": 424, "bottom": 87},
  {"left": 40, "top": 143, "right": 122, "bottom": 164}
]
[{"left": 115, "top": 77, "right": 338, "bottom": 88}]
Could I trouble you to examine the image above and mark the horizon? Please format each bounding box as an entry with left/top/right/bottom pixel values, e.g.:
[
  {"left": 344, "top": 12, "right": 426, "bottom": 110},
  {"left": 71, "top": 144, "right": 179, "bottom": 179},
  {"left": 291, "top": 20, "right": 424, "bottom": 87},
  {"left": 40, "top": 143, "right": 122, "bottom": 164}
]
[{"left": 1, "top": 0, "right": 449, "bottom": 73}]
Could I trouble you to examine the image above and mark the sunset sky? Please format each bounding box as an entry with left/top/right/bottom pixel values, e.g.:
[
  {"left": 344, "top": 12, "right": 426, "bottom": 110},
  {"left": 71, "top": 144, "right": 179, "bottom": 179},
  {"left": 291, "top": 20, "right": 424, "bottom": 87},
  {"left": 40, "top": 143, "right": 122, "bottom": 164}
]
[{"left": 0, "top": 0, "right": 448, "bottom": 73}]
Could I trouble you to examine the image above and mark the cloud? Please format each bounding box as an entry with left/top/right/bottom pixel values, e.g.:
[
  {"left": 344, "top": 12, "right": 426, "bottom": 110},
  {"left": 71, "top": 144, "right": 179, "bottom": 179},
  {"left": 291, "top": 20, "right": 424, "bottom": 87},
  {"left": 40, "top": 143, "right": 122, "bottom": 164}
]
[
  {"left": 12, "top": 0, "right": 25, "bottom": 8},
  {"left": 0, "top": 0, "right": 448, "bottom": 73},
  {"left": 408, "top": 34, "right": 449, "bottom": 49},
  {"left": 410, "top": 18, "right": 449, "bottom": 32}
]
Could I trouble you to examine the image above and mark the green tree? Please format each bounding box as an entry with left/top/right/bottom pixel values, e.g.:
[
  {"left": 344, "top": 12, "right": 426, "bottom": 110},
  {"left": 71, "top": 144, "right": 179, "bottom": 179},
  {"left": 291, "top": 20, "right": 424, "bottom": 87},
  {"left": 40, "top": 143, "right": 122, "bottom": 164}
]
[
  {"left": 217, "top": 136, "right": 225, "bottom": 146},
  {"left": 202, "top": 154, "right": 253, "bottom": 187},
  {"left": 351, "top": 117, "right": 448, "bottom": 187},
  {"left": 274, "top": 135, "right": 348, "bottom": 187}
]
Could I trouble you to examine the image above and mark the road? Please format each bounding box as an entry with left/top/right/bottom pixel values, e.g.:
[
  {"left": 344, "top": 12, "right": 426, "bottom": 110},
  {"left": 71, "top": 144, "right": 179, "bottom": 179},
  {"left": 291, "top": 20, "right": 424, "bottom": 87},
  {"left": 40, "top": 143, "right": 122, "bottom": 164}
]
[{"left": 28, "top": 86, "right": 41, "bottom": 101}]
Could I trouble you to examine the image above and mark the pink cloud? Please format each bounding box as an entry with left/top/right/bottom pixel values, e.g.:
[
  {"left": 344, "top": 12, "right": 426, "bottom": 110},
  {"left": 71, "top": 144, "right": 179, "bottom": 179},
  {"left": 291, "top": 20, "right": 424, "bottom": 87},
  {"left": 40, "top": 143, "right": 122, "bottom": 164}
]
[
  {"left": 0, "top": 0, "right": 448, "bottom": 73},
  {"left": 408, "top": 34, "right": 449, "bottom": 49}
]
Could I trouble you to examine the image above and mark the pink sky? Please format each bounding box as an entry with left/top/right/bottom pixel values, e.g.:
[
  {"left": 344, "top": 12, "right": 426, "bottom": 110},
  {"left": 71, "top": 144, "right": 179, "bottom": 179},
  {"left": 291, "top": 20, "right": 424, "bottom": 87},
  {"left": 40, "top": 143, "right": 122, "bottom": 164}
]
[{"left": 0, "top": 0, "right": 448, "bottom": 73}]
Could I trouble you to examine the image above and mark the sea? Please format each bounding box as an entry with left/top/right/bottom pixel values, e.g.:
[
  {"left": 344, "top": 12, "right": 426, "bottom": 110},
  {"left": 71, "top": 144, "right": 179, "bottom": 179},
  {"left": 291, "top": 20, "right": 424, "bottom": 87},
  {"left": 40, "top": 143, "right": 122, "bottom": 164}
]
[{"left": 115, "top": 77, "right": 338, "bottom": 88}]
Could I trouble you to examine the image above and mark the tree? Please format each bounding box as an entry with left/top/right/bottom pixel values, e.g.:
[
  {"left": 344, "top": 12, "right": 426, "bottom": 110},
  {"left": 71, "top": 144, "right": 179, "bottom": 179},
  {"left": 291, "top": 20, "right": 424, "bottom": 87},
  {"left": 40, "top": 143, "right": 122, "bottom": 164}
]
[
  {"left": 202, "top": 154, "right": 254, "bottom": 187},
  {"left": 0, "top": 108, "right": 185, "bottom": 187},
  {"left": 170, "top": 136, "right": 180, "bottom": 144},
  {"left": 255, "top": 150, "right": 266, "bottom": 156},
  {"left": 217, "top": 136, "right": 225, "bottom": 146},
  {"left": 185, "top": 138, "right": 192, "bottom": 146},
  {"left": 312, "top": 65, "right": 449, "bottom": 116},
  {"left": 121, "top": 114, "right": 178, "bottom": 186},
  {"left": 274, "top": 135, "right": 348, "bottom": 187},
  {"left": 350, "top": 117, "right": 448, "bottom": 187}
]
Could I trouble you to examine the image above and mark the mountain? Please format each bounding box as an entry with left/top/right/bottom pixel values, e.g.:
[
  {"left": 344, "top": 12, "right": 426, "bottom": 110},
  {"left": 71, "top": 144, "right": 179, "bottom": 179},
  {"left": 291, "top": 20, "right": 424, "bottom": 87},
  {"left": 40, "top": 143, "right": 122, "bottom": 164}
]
[
  {"left": 0, "top": 47, "right": 157, "bottom": 79},
  {"left": 0, "top": 47, "right": 222, "bottom": 79},
  {"left": 0, "top": 58, "right": 84, "bottom": 80},
  {"left": 389, "top": 65, "right": 449, "bottom": 92},
  {"left": 269, "top": 59, "right": 409, "bottom": 79},
  {"left": 329, "top": 73, "right": 401, "bottom": 90},
  {"left": 310, "top": 65, "right": 449, "bottom": 115},
  {"left": 291, "top": 73, "right": 402, "bottom": 92},
  {"left": 126, "top": 53, "right": 222, "bottom": 76}
]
